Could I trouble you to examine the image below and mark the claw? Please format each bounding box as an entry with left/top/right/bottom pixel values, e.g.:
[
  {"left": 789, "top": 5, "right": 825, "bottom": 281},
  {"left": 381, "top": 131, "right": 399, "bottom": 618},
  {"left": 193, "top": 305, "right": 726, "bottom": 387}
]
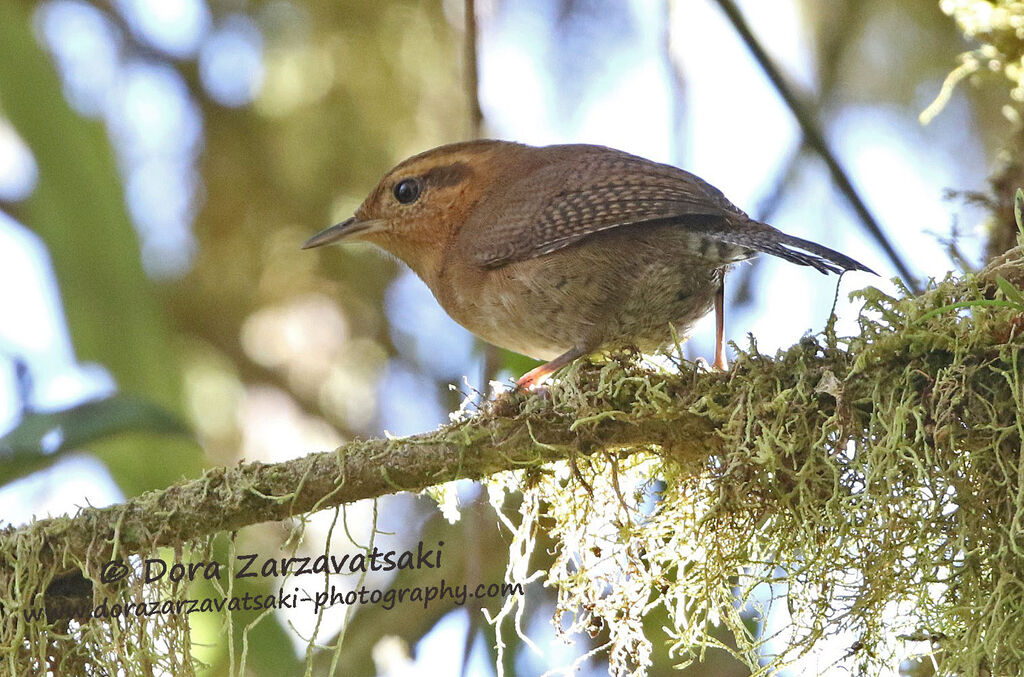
[{"left": 515, "top": 345, "right": 588, "bottom": 390}]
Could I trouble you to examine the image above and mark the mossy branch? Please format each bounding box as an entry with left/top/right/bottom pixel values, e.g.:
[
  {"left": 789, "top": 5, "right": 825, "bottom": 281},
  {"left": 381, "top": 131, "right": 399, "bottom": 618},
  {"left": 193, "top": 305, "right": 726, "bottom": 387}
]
[
  {"left": 0, "top": 380, "right": 711, "bottom": 580},
  {"left": 3, "top": 246, "right": 1024, "bottom": 675},
  {"left": 0, "top": 345, "right": 719, "bottom": 669},
  {"left": 2, "top": 248, "right": 1022, "bottom": 579}
]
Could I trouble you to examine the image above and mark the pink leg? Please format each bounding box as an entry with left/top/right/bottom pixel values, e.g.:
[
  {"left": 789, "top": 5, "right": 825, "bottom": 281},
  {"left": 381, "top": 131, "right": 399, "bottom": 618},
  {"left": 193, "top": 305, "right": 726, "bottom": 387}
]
[
  {"left": 713, "top": 281, "right": 728, "bottom": 372},
  {"left": 516, "top": 345, "right": 587, "bottom": 390}
]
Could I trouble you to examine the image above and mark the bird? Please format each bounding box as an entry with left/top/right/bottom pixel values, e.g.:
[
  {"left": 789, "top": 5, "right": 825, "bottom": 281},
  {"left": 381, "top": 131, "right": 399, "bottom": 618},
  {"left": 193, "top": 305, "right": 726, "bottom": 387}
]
[{"left": 303, "top": 140, "right": 874, "bottom": 389}]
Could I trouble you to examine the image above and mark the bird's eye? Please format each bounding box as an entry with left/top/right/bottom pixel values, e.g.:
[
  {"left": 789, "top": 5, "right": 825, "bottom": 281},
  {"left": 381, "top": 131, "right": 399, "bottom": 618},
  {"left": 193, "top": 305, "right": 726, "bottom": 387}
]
[{"left": 393, "top": 178, "right": 422, "bottom": 204}]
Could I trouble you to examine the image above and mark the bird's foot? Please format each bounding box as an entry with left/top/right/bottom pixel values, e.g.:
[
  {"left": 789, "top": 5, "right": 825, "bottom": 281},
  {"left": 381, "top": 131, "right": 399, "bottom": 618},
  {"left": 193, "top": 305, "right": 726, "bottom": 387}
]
[
  {"left": 694, "top": 355, "right": 729, "bottom": 373},
  {"left": 514, "top": 345, "right": 588, "bottom": 393}
]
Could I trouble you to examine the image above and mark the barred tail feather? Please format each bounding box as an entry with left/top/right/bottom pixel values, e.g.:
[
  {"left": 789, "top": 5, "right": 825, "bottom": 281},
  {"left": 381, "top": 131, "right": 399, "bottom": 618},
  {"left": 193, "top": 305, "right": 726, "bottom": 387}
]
[{"left": 711, "top": 223, "right": 876, "bottom": 276}]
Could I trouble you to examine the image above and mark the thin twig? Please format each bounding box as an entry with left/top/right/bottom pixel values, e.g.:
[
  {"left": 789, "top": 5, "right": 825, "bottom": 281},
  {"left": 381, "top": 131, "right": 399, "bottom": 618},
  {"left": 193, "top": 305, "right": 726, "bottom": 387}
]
[
  {"left": 465, "top": 0, "right": 484, "bottom": 138},
  {"left": 712, "top": 0, "right": 920, "bottom": 293}
]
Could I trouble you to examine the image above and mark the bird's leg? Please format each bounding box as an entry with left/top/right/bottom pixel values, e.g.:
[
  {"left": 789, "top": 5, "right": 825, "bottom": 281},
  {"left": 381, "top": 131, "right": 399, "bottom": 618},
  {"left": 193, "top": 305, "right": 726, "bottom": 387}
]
[
  {"left": 713, "top": 280, "right": 728, "bottom": 371},
  {"left": 516, "top": 345, "right": 587, "bottom": 390}
]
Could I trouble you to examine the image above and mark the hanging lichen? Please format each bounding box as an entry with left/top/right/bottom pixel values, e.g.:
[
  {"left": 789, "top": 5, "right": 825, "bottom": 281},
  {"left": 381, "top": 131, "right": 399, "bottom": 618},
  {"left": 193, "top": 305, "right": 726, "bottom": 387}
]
[{"left": 486, "top": 234, "right": 1024, "bottom": 675}]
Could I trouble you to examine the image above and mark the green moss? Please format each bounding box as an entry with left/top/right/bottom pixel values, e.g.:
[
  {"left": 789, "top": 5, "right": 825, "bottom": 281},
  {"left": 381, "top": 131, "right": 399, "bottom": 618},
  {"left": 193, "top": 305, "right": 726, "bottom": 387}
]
[{"left": 486, "top": 246, "right": 1024, "bottom": 675}]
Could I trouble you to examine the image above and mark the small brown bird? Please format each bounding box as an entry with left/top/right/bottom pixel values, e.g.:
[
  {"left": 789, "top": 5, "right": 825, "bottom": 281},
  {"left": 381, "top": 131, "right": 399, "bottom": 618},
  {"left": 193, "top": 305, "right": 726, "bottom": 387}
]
[{"left": 304, "top": 141, "right": 874, "bottom": 389}]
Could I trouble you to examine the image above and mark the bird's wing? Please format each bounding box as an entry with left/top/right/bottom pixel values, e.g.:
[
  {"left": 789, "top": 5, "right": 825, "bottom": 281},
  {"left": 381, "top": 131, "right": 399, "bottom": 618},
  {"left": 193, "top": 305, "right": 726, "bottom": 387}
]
[
  {"left": 468, "top": 147, "right": 874, "bottom": 276},
  {"left": 469, "top": 149, "right": 744, "bottom": 269}
]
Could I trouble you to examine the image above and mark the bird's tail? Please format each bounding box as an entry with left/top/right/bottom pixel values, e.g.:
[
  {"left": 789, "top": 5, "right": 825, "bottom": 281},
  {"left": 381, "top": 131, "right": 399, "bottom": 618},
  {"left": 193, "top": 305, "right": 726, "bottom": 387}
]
[{"left": 707, "top": 221, "right": 876, "bottom": 276}]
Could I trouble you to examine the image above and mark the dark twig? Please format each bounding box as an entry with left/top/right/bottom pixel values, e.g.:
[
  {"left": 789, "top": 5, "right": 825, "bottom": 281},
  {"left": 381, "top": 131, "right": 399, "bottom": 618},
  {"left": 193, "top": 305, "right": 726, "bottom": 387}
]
[
  {"left": 465, "top": 0, "right": 506, "bottom": 395},
  {"left": 712, "top": 0, "right": 920, "bottom": 293},
  {"left": 465, "top": 0, "right": 484, "bottom": 138}
]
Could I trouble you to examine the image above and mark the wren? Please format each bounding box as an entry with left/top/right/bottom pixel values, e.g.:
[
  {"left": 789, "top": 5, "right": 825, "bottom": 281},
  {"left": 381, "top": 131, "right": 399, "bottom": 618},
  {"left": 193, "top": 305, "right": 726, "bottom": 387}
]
[{"left": 304, "top": 140, "right": 874, "bottom": 388}]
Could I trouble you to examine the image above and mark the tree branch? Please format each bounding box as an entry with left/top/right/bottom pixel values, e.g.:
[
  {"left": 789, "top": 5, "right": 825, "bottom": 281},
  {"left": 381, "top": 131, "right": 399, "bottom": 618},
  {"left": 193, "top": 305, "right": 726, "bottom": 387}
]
[
  {"left": 2, "top": 246, "right": 1022, "bottom": 599},
  {"left": 0, "top": 375, "right": 712, "bottom": 581}
]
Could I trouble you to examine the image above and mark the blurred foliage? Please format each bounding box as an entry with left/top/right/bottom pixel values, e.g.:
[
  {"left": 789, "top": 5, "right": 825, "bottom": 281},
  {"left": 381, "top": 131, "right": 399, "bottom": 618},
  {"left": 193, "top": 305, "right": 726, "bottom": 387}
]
[
  {"left": 0, "top": 1, "right": 203, "bottom": 494},
  {"left": 918, "top": 0, "right": 1024, "bottom": 261},
  {"left": 0, "top": 394, "right": 189, "bottom": 486},
  {"left": 0, "top": 0, "right": 1018, "bottom": 674},
  {"left": 934, "top": 0, "right": 1024, "bottom": 104}
]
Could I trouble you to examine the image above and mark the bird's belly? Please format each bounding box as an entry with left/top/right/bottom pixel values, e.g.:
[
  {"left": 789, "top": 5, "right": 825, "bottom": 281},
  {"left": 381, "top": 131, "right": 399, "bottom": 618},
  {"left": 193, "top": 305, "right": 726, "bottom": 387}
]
[{"left": 441, "top": 226, "right": 728, "bottom": 360}]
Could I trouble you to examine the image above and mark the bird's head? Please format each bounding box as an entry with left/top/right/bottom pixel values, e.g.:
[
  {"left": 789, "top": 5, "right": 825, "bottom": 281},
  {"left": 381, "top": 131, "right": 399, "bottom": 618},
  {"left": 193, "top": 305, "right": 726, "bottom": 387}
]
[{"left": 303, "top": 140, "right": 525, "bottom": 284}]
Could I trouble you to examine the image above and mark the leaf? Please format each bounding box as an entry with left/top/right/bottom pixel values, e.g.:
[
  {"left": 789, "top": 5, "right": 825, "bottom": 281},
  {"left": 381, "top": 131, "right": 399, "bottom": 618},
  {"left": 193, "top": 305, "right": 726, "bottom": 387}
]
[
  {"left": 995, "top": 275, "right": 1024, "bottom": 307},
  {"left": 913, "top": 299, "right": 1015, "bottom": 325},
  {"left": 1015, "top": 187, "right": 1024, "bottom": 236},
  {"left": 0, "top": 395, "right": 191, "bottom": 486}
]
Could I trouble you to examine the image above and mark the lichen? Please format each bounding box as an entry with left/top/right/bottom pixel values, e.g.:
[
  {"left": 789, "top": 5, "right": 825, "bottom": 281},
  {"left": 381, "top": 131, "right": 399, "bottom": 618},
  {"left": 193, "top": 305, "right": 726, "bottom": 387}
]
[
  {"left": 5, "top": 234, "right": 1024, "bottom": 675},
  {"left": 0, "top": 520, "right": 203, "bottom": 676},
  {"left": 486, "top": 241, "right": 1024, "bottom": 676}
]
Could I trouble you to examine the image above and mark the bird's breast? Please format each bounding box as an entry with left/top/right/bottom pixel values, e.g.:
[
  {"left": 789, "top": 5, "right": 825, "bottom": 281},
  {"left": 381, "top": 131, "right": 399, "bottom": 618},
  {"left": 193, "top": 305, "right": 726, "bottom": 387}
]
[{"left": 431, "top": 223, "right": 730, "bottom": 360}]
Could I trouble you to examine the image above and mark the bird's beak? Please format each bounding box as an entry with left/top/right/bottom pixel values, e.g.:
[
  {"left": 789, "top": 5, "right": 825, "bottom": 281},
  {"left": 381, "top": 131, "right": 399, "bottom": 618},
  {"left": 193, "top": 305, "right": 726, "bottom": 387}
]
[{"left": 302, "top": 217, "right": 385, "bottom": 249}]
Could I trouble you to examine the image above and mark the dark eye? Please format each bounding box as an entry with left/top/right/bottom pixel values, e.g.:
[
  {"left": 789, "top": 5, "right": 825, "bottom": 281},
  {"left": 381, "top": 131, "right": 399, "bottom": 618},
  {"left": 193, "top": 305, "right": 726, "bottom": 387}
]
[{"left": 393, "top": 178, "right": 422, "bottom": 204}]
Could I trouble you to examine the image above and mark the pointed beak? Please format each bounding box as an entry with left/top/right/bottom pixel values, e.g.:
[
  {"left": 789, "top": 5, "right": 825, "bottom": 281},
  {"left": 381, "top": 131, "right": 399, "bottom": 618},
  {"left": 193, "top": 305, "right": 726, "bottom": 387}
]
[{"left": 302, "top": 217, "right": 385, "bottom": 249}]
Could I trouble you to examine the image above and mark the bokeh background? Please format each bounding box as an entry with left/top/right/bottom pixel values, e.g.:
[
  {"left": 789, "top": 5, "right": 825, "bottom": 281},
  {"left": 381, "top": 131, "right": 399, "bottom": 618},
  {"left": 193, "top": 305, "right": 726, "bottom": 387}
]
[{"left": 0, "top": 0, "right": 1011, "bottom": 674}]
